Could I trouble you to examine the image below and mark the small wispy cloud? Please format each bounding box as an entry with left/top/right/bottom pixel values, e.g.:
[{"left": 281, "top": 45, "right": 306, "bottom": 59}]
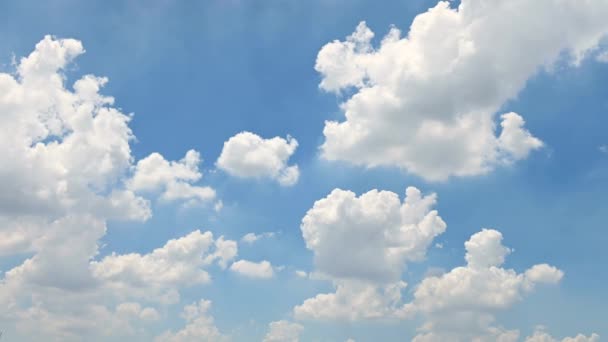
[
  {"left": 596, "top": 50, "right": 608, "bottom": 63},
  {"left": 241, "top": 232, "right": 276, "bottom": 244}
]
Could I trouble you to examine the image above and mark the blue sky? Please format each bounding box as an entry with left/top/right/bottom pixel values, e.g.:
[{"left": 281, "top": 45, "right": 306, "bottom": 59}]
[{"left": 1, "top": 0, "right": 607, "bottom": 341}]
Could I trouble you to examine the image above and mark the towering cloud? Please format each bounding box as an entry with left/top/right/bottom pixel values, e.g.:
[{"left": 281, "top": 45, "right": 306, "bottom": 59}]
[
  {"left": 295, "top": 187, "right": 446, "bottom": 320},
  {"left": 316, "top": 0, "right": 608, "bottom": 180},
  {"left": 217, "top": 131, "right": 299, "bottom": 186}
]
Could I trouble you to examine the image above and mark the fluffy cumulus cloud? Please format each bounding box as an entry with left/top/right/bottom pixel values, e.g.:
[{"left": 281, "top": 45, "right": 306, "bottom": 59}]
[
  {"left": 263, "top": 320, "right": 304, "bottom": 342},
  {"left": 293, "top": 186, "right": 576, "bottom": 340},
  {"left": 525, "top": 327, "right": 599, "bottom": 342},
  {"left": 216, "top": 131, "right": 299, "bottom": 186},
  {"left": 294, "top": 187, "right": 446, "bottom": 320},
  {"left": 315, "top": 0, "right": 608, "bottom": 181},
  {"left": 1, "top": 226, "right": 237, "bottom": 340},
  {"left": 128, "top": 150, "right": 216, "bottom": 205},
  {"left": 230, "top": 259, "right": 275, "bottom": 279},
  {"left": 0, "top": 36, "right": 225, "bottom": 340},
  {"left": 92, "top": 230, "right": 237, "bottom": 302},
  {"left": 403, "top": 229, "right": 564, "bottom": 341},
  {"left": 156, "top": 300, "right": 229, "bottom": 342},
  {"left": 294, "top": 280, "right": 409, "bottom": 321}
]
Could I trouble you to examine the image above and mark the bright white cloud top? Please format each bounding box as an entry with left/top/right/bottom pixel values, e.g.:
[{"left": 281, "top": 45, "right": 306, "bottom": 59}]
[
  {"left": 316, "top": 0, "right": 608, "bottom": 181},
  {"left": 230, "top": 259, "right": 275, "bottom": 279},
  {"left": 295, "top": 187, "right": 446, "bottom": 320},
  {"left": 241, "top": 231, "right": 275, "bottom": 244},
  {"left": 217, "top": 131, "right": 300, "bottom": 186},
  {"left": 292, "top": 187, "right": 596, "bottom": 340}
]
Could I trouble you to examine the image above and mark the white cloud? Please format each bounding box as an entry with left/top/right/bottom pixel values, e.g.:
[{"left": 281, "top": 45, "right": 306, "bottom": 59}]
[
  {"left": 0, "top": 35, "right": 150, "bottom": 240},
  {"left": 4, "top": 215, "right": 105, "bottom": 291},
  {"left": 263, "top": 320, "right": 304, "bottom": 342},
  {"left": 497, "top": 113, "right": 544, "bottom": 161},
  {"left": 0, "top": 36, "right": 222, "bottom": 341},
  {"left": 525, "top": 327, "right": 599, "bottom": 342},
  {"left": 116, "top": 302, "right": 160, "bottom": 322},
  {"left": 216, "top": 131, "right": 299, "bottom": 186},
  {"left": 294, "top": 186, "right": 445, "bottom": 320},
  {"left": 241, "top": 232, "right": 259, "bottom": 243},
  {"left": 92, "top": 230, "right": 237, "bottom": 301},
  {"left": 11, "top": 302, "right": 161, "bottom": 341},
  {"left": 315, "top": 1, "right": 608, "bottom": 181},
  {"left": 129, "top": 150, "right": 216, "bottom": 204},
  {"left": 524, "top": 264, "right": 565, "bottom": 285},
  {"left": 156, "top": 300, "right": 229, "bottom": 342},
  {"left": 294, "top": 280, "right": 408, "bottom": 321},
  {"left": 404, "top": 229, "right": 564, "bottom": 341},
  {"left": 596, "top": 50, "right": 608, "bottom": 63},
  {"left": 241, "top": 231, "right": 276, "bottom": 244},
  {"left": 464, "top": 228, "right": 511, "bottom": 269},
  {"left": 211, "top": 236, "right": 239, "bottom": 270},
  {"left": 1, "top": 227, "right": 237, "bottom": 340},
  {"left": 295, "top": 270, "right": 308, "bottom": 278},
  {"left": 214, "top": 200, "right": 224, "bottom": 213},
  {"left": 230, "top": 260, "right": 275, "bottom": 279},
  {"left": 301, "top": 186, "right": 445, "bottom": 283}
]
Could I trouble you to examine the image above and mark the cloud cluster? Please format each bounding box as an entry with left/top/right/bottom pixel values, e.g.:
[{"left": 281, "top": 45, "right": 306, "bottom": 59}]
[
  {"left": 217, "top": 131, "right": 299, "bottom": 186},
  {"left": 92, "top": 230, "right": 237, "bottom": 302},
  {"left": 294, "top": 187, "right": 446, "bottom": 320},
  {"left": 292, "top": 187, "right": 591, "bottom": 341},
  {"left": 404, "top": 229, "right": 564, "bottom": 341},
  {"left": 0, "top": 36, "right": 225, "bottom": 340},
  {"left": 316, "top": 0, "right": 608, "bottom": 180},
  {"left": 129, "top": 150, "right": 216, "bottom": 205},
  {"left": 2, "top": 0, "right": 606, "bottom": 338}
]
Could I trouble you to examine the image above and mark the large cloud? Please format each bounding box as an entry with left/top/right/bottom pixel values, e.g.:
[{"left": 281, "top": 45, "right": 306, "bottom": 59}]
[
  {"left": 315, "top": 0, "right": 608, "bottom": 181},
  {"left": 128, "top": 150, "right": 216, "bottom": 205},
  {"left": 0, "top": 36, "right": 223, "bottom": 340},
  {"left": 404, "top": 229, "right": 564, "bottom": 341},
  {"left": 0, "top": 36, "right": 150, "bottom": 256},
  {"left": 300, "top": 187, "right": 445, "bottom": 283},
  {"left": 91, "top": 230, "right": 237, "bottom": 302},
  {"left": 216, "top": 131, "right": 299, "bottom": 186},
  {"left": 294, "top": 187, "right": 446, "bottom": 320},
  {"left": 294, "top": 187, "right": 572, "bottom": 340}
]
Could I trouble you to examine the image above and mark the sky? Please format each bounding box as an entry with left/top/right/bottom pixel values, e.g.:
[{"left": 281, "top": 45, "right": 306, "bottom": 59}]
[{"left": 0, "top": 0, "right": 607, "bottom": 341}]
